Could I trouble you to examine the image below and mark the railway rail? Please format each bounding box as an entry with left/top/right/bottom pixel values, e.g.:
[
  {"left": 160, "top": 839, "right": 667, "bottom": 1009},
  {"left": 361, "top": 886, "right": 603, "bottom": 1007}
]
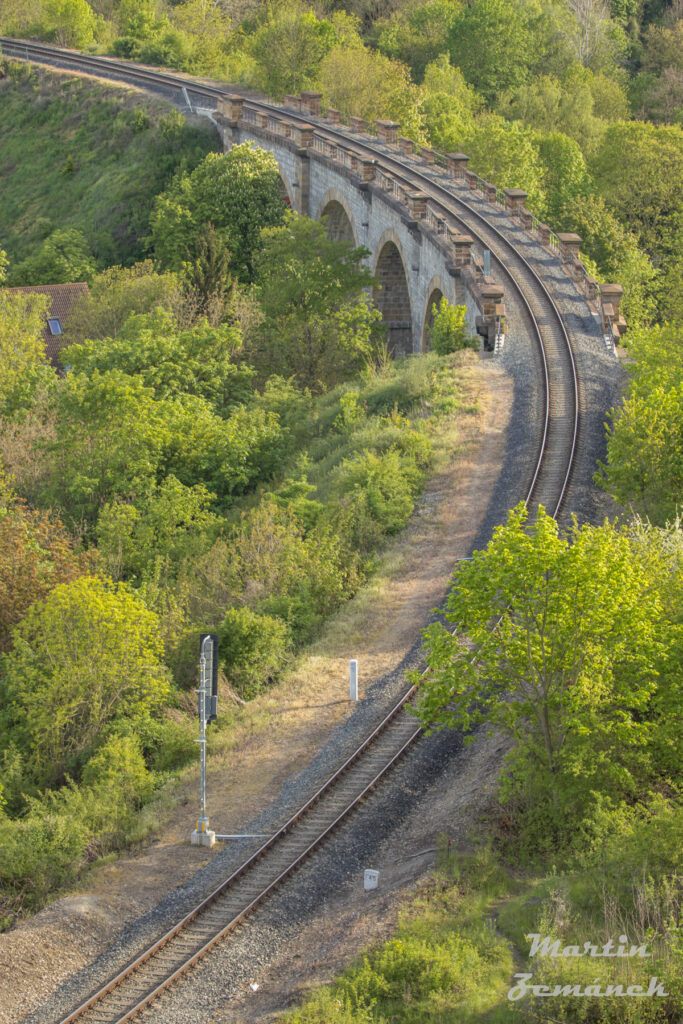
[{"left": 1, "top": 38, "right": 580, "bottom": 1024}]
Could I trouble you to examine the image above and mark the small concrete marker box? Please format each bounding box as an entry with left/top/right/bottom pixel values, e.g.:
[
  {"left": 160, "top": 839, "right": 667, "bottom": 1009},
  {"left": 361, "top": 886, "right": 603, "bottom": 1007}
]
[{"left": 364, "top": 869, "right": 379, "bottom": 890}]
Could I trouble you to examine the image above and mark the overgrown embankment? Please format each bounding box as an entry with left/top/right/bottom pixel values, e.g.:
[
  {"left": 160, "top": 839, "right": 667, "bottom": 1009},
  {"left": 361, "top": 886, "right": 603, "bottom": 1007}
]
[{"left": 0, "top": 59, "right": 219, "bottom": 277}]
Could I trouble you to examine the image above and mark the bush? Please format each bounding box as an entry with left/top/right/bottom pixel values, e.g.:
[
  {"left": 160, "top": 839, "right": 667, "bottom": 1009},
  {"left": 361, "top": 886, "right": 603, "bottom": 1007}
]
[
  {"left": 334, "top": 448, "right": 422, "bottom": 536},
  {"left": 427, "top": 298, "right": 474, "bottom": 354},
  {"left": 218, "top": 606, "right": 291, "bottom": 699}
]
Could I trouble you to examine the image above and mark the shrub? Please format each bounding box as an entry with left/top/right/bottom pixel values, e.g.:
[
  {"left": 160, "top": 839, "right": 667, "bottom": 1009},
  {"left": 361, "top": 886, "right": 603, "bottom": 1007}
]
[
  {"left": 427, "top": 297, "right": 474, "bottom": 354},
  {"left": 218, "top": 606, "right": 291, "bottom": 699}
]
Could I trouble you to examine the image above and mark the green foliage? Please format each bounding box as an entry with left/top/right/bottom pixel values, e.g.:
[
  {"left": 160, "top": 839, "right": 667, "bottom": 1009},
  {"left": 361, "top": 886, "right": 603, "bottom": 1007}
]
[
  {"left": 426, "top": 297, "right": 474, "bottom": 355},
  {"left": 421, "top": 56, "right": 482, "bottom": 154},
  {"left": 0, "top": 290, "right": 51, "bottom": 410},
  {"left": 333, "top": 445, "right": 424, "bottom": 538},
  {"left": 0, "top": 493, "right": 92, "bottom": 653},
  {"left": 597, "top": 322, "right": 683, "bottom": 523},
  {"left": 218, "top": 606, "right": 290, "bottom": 699},
  {"left": 558, "top": 193, "right": 658, "bottom": 326},
  {"left": 590, "top": 120, "right": 683, "bottom": 259},
  {"left": 374, "top": 0, "right": 457, "bottom": 82},
  {"left": 65, "top": 261, "right": 180, "bottom": 345},
  {"left": 96, "top": 476, "right": 219, "bottom": 583},
  {"left": 63, "top": 309, "right": 252, "bottom": 416},
  {"left": 0, "top": 65, "right": 218, "bottom": 270},
  {"left": 250, "top": 213, "right": 381, "bottom": 389},
  {"left": 447, "top": 0, "right": 534, "bottom": 103},
  {"left": 318, "top": 45, "right": 426, "bottom": 141},
  {"left": 461, "top": 115, "right": 548, "bottom": 217},
  {"left": 8, "top": 228, "right": 96, "bottom": 287},
  {"left": 44, "top": 0, "right": 99, "bottom": 48},
  {"left": 248, "top": 2, "right": 352, "bottom": 98},
  {"left": 413, "top": 505, "right": 672, "bottom": 853},
  {"left": 536, "top": 131, "right": 592, "bottom": 223},
  {"left": 150, "top": 145, "right": 287, "bottom": 283},
  {"left": 0, "top": 576, "right": 169, "bottom": 786}
]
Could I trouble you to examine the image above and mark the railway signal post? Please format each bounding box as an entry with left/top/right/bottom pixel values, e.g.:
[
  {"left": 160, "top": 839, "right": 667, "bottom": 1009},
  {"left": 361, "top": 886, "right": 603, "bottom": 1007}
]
[{"left": 191, "top": 633, "right": 219, "bottom": 847}]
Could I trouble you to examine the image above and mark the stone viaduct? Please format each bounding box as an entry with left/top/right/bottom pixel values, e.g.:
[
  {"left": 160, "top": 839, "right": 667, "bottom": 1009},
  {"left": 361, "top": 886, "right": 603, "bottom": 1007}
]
[{"left": 211, "top": 90, "right": 627, "bottom": 356}]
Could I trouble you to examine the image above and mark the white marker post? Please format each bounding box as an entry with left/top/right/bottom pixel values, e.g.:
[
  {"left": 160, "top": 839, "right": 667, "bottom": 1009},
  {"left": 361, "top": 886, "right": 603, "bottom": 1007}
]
[{"left": 350, "top": 659, "right": 358, "bottom": 701}]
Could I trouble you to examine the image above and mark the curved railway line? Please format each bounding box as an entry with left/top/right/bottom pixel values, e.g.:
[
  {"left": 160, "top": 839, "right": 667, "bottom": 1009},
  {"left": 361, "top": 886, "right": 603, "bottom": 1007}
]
[{"left": 2, "top": 38, "right": 581, "bottom": 1024}]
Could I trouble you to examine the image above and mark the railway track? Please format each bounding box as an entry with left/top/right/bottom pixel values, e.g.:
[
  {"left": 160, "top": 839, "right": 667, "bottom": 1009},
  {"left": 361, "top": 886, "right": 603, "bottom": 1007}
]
[{"left": 2, "top": 38, "right": 580, "bottom": 1024}]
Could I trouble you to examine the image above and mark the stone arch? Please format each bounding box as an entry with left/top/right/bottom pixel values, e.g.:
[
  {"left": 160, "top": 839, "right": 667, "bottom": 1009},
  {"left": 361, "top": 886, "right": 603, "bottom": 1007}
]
[
  {"left": 421, "top": 275, "right": 447, "bottom": 351},
  {"left": 278, "top": 172, "right": 294, "bottom": 208},
  {"left": 372, "top": 231, "right": 413, "bottom": 356},
  {"left": 316, "top": 189, "right": 358, "bottom": 245}
]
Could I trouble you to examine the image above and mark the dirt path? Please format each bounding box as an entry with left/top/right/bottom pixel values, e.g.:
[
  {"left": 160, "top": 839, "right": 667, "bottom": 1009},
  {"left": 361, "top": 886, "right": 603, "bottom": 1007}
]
[{"left": 0, "top": 355, "right": 513, "bottom": 1024}]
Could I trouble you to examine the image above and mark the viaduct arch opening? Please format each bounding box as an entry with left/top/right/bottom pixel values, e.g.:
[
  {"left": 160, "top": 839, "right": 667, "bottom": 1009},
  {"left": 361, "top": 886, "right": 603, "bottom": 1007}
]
[
  {"left": 318, "top": 195, "right": 357, "bottom": 245},
  {"left": 373, "top": 238, "right": 413, "bottom": 356},
  {"left": 422, "top": 286, "right": 444, "bottom": 351}
]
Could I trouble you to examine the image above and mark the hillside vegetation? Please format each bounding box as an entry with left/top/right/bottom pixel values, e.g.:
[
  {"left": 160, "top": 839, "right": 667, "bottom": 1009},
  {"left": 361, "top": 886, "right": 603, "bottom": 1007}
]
[{"left": 0, "top": 60, "right": 219, "bottom": 276}]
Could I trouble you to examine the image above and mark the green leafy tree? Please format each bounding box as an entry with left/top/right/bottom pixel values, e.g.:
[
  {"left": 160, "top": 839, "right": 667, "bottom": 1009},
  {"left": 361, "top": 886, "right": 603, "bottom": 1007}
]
[
  {"left": 536, "top": 131, "right": 592, "bottom": 223},
  {"left": 217, "top": 606, "right": 290, "bottom": 699},
  {"left": 421, "top": 56, "right": 481, "bottom": 151},
  {"left": 0, "top": 249, "right": 7, "bottom": 284},
  {"left": 249, "top": 2, "right": 350, "bottom": 97},
  {"left": 447, "top": 0, "right": 534, "bottom": 103},
  {"left": 45, "top": 0, "right": 99, "bottom": 47},
  {"left": 96, "top": 476, "right": 219, "bottom": 582},
  {"left": 461, "top": 115, "right": 548, "bottom": 216},
  {"left": 8, "top": 229, "right": 96, "bottom": 287},
  {"left": 589, "top": 121, "right": 683, "bottom": 258},
  {"left": 0, "top": 290, "right": 50, "bottom": 411},
  {"left": 412, "top": 505, "right": 667, "bottom": 846},
  {"left": 35, "top": 370, "right": 171, "bottom": 532},
  {"left": 62, "top": 309, "right": 253, "bottom": 416},
  {"left": 185, "top": 222, "right": 235, "bottom": 315},
  {"left": 374, "top": 0, "right": 457, "bottom": 82},
  {"left": 250, "top": 213, "right": 382, "bottom": 389},
  {"left": 597, "top": 322, "right": 683, "bottom": 524},
  {"left": 557, "top": 194, "right": 657, "bottom": 326},
  {"left": 0, "top": 493, "right": 92, "bottom": 653},
  {"left": 0, "top": 576, "right": 169, "bottom": 785},
  {"left": 150, "top": 145, "right": 287, "bottom": 282},
  {"left": 65, "top": 261, "right": 180, "bottom": 345},
  {"left": 426, "top": 298, "right": 474, "bottom": 354},
  {"left": 318, "top": 45, "right": 426, "bottom": 142}
]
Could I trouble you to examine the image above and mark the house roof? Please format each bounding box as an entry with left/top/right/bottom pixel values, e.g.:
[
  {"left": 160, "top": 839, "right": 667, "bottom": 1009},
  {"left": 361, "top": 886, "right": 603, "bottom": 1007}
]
[{"left": 4, "top": 282, "right": 89, "bottom": 364}]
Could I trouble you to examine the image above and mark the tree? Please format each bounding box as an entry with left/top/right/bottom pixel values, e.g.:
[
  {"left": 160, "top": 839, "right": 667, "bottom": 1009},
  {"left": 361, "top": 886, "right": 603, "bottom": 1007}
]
[
  {"left": 62, "top": 309, "right": 253, "bottom": 417},
  {"left": 597, "top": 322, "right": 683, "bottom": 524},
  {"left": 374, "top": 0, "right": 457, "bottom": 82},
  {"left": 421, "top": 56, "right": 481, "bottom": 152},
  {"left": 426, "top": 298, "right": 474, "bottom": 354},
  {"left": 45, "top": 0, "right": 99, "bottom": 47},
  {"left": 35, "top": 370, "right": 171, "bottom": 533},
  {"left": 8, "top": 229, "right": 96, "bottom": 287},
  {"left": 446, "top": 0, "right": 534, "bottom": 103},
  {"left": 0, "top": 494, "right": 92, "bottom": 653},
  {"left": 589, "top": 121, "right": 683, "bottom": 258},
  {"left": 65, "top": 261, "right": 180, "bottom": 345},
  {"left": 536, "top": 132, "right": 591, "bottom": 223},
  {"left": 560, "top": 0, "right": 626, "bottom": 70},
  {"left": 557, "top": 194, "right": 657, "bottom": 326},
  {"left": 0, "top": 576, "right": 169, "bottom": 785},
  {"left": 0, "top": 250, "right": 7, "bottom": 285},
  {"left": 412, "top": 505, "right": 666, "bottom": 845},
  {"left": 318, "top": 45, "right": 426, "bottom": 141},
  {"left": 461, "top": 115, "right": 548, "bottom": 217},
  {"left": 185, "top": 222, "right": 235, "bottom": 315},
  {"left": 0, "top": 290, "right": 51, "bottom": 411},
  {"left": 250, "top": 213, "right": 382, "bottom": 389},
  {"left": 150, "top": 145, "right": 287, "bottom": 282},
  {"left": 248, "top": 2, "right": 349, "bottom": 98}
]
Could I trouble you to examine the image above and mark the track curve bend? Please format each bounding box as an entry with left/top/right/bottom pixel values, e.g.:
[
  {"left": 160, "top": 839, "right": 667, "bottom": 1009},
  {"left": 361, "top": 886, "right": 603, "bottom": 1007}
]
[{"left": 1, "top": 38, "right": 591, "bottom": 1024}]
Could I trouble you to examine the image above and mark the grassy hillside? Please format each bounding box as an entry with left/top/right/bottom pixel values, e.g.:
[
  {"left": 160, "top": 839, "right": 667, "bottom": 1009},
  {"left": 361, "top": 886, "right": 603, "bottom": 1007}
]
[{"left": 0, "top": 59, "right": 219, "bottom": 273}]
